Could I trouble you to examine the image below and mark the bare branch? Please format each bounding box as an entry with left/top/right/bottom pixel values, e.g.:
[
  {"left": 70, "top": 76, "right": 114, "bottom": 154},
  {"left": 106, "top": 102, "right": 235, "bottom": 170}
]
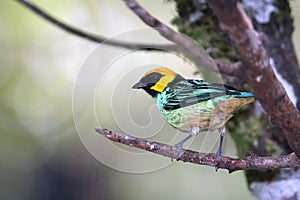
[
  {"left": 121, "top": 0, "right": 252, "bottom": 78},
  {"left": 122, "top": 0, "right": 245, "bottom": 77},
  {"left": 95, "top": 128, "right": 300, "bottom": 173},
  {"left": 15, "top": 0, "right": 177, "bottom": 51},
  {"left": 123, "top": 0, "right": 222, "bottom": 73},
  {"left": 214, "top": 61, "right": 243, "bottom": 77}
]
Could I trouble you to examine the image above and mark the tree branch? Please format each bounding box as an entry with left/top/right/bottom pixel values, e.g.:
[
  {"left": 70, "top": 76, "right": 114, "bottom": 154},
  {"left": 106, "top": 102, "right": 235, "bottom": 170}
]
[
  {"left": 252, "top": 0, "right": 300, "bottom": 110},
  {"left": 95, "top": 128, "right": 300, "bottom": 172},
  {"left": 123, "top": 0, "right": 240, "bottom": 75},
  {"left": 214, "top": 61, "right": 243, "bottom": 77},
  {"left": 15, "top": 0, "right": 177, "bottom": 51},
  {"left": 207, "top": 0, "right": 300, "bottom": 157}
]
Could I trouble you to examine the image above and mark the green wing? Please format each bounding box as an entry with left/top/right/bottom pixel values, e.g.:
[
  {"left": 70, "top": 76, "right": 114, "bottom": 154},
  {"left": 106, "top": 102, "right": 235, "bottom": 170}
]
[{"left": 162, "top": 80, "right": 253, "bottom": 111}]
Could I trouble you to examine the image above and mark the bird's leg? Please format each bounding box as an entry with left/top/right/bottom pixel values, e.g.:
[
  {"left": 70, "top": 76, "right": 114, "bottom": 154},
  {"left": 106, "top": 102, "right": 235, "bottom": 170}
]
[
  {"left": 175, "top": 127, "right": 200, "bottom": 160},
  {"left": 215, "top": 127, "right": 225, "bottom": 170}
]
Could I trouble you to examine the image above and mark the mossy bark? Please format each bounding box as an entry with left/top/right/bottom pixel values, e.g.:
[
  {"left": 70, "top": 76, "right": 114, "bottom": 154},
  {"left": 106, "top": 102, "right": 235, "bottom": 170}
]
[{"left": 168, "top": 0, "right": 298, "bottom": 187}]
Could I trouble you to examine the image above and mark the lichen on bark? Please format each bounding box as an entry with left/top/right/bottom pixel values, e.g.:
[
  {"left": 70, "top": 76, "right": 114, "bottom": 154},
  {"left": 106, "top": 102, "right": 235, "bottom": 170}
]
[{"left": 168, "top": 0, "right": 296, "bottom": 185}]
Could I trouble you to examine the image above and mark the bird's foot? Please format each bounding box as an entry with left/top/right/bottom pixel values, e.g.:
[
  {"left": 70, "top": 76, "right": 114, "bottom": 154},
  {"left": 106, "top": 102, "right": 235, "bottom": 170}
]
[
  {"left": 215, "top": 147, "right": 222, "bottom": 171},
  {"left": 172, "top": 132, "right": 195, "bottom": 161},
  {"left": 215, "top": 127, "right": 225, "bottom": 171}
]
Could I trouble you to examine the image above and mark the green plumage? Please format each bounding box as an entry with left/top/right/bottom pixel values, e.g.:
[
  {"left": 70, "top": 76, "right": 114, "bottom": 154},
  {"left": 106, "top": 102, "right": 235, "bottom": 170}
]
[
  {"left": 155, "top": 79, "right": 255, "bottom": 132},
  {"left": 132, "top": 67, "right": 255, "bottom": 161}
]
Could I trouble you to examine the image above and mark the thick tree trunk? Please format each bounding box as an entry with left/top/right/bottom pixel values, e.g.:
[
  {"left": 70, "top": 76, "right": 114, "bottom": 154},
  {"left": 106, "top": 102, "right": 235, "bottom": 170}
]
[{"left": 171, "top": 0, "right": 300, "bottom": 198}]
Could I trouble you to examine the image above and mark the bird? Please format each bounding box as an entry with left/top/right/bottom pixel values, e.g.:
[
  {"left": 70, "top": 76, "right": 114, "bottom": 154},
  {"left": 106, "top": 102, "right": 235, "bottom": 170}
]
[{"left": 132, "top": 67, "right": 255, "bottom": 163}]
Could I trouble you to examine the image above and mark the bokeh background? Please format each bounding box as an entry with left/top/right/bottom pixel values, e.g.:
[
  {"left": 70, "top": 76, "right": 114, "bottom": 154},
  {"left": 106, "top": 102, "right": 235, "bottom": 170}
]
[{"left": 1, "top": 1, "right": 300, "bottom": 199}]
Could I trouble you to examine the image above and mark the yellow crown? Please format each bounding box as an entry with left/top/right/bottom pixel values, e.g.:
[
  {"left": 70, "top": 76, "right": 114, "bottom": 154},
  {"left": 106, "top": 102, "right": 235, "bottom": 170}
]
[
  {"left": 144, "top": 67, "right": 176, "bottom": 77},
  {"left": 145, "top": 67, "right": 177, "bottom": 93}
]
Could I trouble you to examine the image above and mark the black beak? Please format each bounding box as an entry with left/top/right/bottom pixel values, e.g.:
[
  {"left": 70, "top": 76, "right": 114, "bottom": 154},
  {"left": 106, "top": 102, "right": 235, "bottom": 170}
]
[{"left": 132, "top": 82, "right": 147, "bottom": 89}]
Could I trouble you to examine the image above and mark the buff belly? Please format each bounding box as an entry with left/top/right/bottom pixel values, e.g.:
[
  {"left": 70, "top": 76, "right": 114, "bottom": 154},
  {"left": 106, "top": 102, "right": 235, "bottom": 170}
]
[{"left": 159, "top": 97, "right": 255, "bottom": 132}]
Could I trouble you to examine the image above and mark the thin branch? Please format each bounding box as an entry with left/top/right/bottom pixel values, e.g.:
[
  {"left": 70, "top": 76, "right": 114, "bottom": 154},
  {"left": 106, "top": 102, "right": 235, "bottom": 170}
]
[
  {"left": 121, "top": 0, "right": 248, "bottom": 78},
  {"left": 15, "top": 0, "right": 240, "bottom": 75},
  {"left": 95, "top": 128, "right": 300, "bottom": 173},
  {"left": 123, "top": 0, "right": 228, "bottom": 74},
  {"left": 15, "top": 0, "right": 177, "bottom": 51},
  {"left": 123, "top": 0, "right": 243, "bottom": 76},
  {"left": 214, "top": 61, "right": 243, "bottom": 77}
]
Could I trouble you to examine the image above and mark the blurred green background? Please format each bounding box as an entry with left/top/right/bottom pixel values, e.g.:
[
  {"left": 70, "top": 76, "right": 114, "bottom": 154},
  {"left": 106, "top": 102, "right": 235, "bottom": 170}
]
[{"left": 1, "top": 0, "right": 300, "bottom": 199}]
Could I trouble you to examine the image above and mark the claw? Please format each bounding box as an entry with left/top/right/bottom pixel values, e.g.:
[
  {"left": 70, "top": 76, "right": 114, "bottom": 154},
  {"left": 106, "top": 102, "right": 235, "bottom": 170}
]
[{"left": 215, "top": 162, "right": 220, "bottom": 171}]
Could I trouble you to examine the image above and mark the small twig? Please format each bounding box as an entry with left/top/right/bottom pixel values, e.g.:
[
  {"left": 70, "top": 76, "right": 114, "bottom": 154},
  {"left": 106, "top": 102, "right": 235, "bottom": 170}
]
[
  {"left": 15, "top": 0, "right": 177, "bottom": 51},
  {"left": 214, "top": 61, "right": 243, "bottom": 77},
  {"left": 95, "top": 128, "right": 300, "bottom": 173}
]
